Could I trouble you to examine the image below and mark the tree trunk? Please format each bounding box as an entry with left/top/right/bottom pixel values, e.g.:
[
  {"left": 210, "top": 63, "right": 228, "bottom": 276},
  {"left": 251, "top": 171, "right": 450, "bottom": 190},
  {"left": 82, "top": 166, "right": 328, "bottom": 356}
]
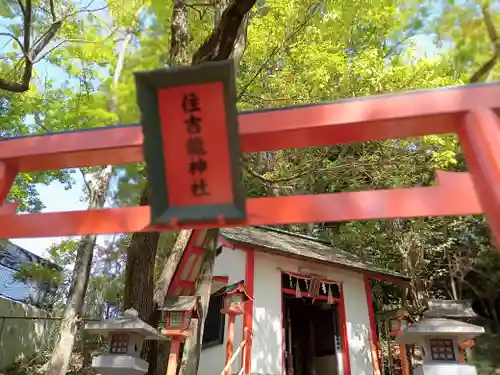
[
  {"left": 153, "top": 230, "right": 194, "bottom": 305},
  {"left": 487, "top": 298, "right": 500, "bottom": 333},
  {"left": 122, "top": 189, "right": 161, "bottom": 373},
  {"left": 152, "top": 230, "right": 196, "bottom": 375},
  {"left": 124, "top": 1, "right": 191, "bottom": 371},
  {"left": 178, "top": 230, "right": 219, "bottom": 375},
  {"left": 122, "top": 191, "right": 160, "bottom": 318},
  {"left": 44, "top": 25, "right": 135, "bottom": 375},
  {"left": 44, "top": 166, "right": 113, "bottom": 375},
  {"left": 122, "top": 0, "right": 257, "bottom": 373}
]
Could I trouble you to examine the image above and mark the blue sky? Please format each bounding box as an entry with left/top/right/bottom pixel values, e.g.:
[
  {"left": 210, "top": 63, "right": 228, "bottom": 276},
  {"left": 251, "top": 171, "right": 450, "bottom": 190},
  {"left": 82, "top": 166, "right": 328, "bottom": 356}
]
[
  {"left": 3, "top": 9, "right": 444, "bottom": 260},
  {"left": 0, "top": 29, "right": 89, "bottom": 257},
  {"left": 11, "top": 179, "right": 87, "bottom": 257}
]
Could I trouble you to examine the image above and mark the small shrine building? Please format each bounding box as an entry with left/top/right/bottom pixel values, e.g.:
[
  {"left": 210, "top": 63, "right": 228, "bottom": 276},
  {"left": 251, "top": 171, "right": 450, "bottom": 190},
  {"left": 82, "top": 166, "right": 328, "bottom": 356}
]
[{"left": 197, "top": 226, "right": 409, "bottom": 375}]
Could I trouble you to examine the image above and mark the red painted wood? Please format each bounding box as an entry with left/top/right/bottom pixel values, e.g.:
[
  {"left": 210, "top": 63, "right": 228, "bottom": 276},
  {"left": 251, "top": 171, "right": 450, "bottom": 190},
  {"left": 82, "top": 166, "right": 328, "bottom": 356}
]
[
  {"left": 364, "top": 276, "right": 382, "bottom": 375},
  {"left": 0, "top": 162, "right": 16, "bottom": 205},
  {"left": 167, "top": 338, "right": 181, "bottom": 375},
  {"left": 0, "top": 83, "right": 497, "bottom": 255},
  {"left": 243, "top": 249, "right": 255, "bottom": 374},
  {"left": 213, "top": 275, "right": 229, "bottom": 283},
  {"left": 457, "top": 109, "right": 500, "bottom": 248},
  {"left": 339, "top": 283, "right": 352, "bottom": 375},
  {"left": 2, "top": 83, "right": 500, "bottom": 172},
  {"left": 0, "top": 171, "right": 481, "bottom": 239},
  {"left": 280, "top": 269, "right": 341, "bottom": 284},
  {"left": 168, "top": 231, "right": 198, "bottom": 297},
  {"left": 225, "top": 313, "right": 236, "bottom": 375},
  {"left": 281, "top": 288, "right": 341, "bottom": 301},
  {"left": 281, "top": 290, "right": 285, "bottom": 375}
]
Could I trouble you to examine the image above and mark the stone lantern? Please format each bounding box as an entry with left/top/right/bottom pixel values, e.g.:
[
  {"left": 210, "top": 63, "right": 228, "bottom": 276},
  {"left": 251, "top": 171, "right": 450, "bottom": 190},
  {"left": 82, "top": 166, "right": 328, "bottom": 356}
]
[
  {"left": 216, "top": 280, "right": 252, "bottom": 315},
  {"left": 395, "top": 317, "right": 485, "bottom": 375},
  {"left": 423, "top": 299, "right": 479, "bottom": 363},
  {"left": 84, "top": 309, "right": 166, "bottom": 375}
]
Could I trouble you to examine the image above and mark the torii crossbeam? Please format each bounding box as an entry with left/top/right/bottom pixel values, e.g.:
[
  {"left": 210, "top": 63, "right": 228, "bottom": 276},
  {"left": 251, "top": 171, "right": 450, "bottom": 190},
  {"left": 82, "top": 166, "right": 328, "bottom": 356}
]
[{"left": 0, "top": 61, "right": 499, "bottom": 252}]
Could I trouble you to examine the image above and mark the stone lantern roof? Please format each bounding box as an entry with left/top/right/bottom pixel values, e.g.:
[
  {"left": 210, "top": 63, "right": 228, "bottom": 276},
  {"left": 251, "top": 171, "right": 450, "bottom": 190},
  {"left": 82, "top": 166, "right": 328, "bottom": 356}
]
[
  {"left": 395, "top": 318, "right": 485, "bottom": 345},
  {"left": 85, "top": 309, "right": 166, "bottom": 341},
  {"left": 423, "top": 300, "right": 477, "bottom": 319}
]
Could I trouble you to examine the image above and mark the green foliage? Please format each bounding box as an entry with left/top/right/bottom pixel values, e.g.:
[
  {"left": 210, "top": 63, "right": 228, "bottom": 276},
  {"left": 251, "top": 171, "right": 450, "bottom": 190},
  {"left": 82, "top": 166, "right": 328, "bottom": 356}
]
[
  {"left": 13, "top": 261, "right": 63, "bottom": 308},
  {"left": 14, "top": 262, "right": 63, "bottom": 285}
]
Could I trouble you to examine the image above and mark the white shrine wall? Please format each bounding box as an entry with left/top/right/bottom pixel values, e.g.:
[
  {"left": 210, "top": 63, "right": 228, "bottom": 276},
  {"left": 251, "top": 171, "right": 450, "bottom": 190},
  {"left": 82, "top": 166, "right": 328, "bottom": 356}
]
[
  {"left": 199, "top": 244, "right": 246, "bottom": 375},
  {"left": 198, "top": 244, "right": 374, "bottom": 375},
  {"left": 250, "top": 251, "right": 373, "bottom": 375}
]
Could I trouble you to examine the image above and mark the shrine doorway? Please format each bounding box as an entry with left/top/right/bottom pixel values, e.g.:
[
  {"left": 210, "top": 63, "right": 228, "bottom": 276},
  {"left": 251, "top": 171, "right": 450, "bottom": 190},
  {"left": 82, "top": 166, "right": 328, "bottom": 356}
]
[{"left": 282, "top": 272, "right": 344, "bottom": 375}]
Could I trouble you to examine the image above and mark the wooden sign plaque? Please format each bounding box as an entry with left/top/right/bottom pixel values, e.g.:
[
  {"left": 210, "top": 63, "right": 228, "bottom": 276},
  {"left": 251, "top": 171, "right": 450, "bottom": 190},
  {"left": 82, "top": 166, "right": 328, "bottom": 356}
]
[{"left": 135, "top": 60, "right": 246, "bottom": 225}]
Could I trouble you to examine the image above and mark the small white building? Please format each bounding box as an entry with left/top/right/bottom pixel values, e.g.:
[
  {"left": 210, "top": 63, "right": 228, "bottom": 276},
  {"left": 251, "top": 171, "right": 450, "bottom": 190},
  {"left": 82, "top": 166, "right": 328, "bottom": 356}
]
[{"left": 169, "top": 226, "right": 408, "bottom": 375}]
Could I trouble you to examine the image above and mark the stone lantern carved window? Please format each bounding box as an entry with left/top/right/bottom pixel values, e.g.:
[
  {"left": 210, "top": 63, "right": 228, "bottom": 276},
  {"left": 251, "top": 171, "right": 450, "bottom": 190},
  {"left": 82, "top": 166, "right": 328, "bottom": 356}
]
[
  {"left": 429, "top": 338, "right": 455, "bottom": 361},
  {"left": 109, "top": 333, "right": 129, "bottom": 354}
]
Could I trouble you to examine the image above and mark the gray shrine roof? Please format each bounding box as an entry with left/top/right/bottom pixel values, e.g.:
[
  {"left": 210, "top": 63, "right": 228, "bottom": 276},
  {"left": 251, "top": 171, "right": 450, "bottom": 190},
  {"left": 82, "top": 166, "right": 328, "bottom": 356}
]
[{"left": 220, "top": 226, "right": 409, "bottom": 281}]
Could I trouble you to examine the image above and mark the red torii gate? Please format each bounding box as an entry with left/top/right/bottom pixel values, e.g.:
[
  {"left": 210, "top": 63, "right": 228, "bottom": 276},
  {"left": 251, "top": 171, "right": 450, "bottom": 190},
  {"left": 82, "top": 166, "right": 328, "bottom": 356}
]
[{"left": 0, "top": 61, "right": 499, "bottom": 250}]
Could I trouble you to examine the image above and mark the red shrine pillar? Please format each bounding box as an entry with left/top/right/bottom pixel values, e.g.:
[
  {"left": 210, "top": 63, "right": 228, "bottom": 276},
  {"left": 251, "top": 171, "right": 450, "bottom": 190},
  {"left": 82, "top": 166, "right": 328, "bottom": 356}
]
[
  {"left": 457, "top": 109, "right": 500, "bottom": 250},
  {"left": 0, "top": 162, "right": 17, "bottom": 215},
  {"left": 225, "top": 313, "right": 236, "bottom": 375}
]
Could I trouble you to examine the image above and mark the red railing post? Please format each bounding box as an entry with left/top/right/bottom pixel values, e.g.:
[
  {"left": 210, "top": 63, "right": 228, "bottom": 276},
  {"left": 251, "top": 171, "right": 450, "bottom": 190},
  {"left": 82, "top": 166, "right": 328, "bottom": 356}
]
[
  {"left": 225, "top": 313, "right": 236, "bottom": 375},
  {"left": 242, "top": 328, "right": 251, "bottom": 374}
]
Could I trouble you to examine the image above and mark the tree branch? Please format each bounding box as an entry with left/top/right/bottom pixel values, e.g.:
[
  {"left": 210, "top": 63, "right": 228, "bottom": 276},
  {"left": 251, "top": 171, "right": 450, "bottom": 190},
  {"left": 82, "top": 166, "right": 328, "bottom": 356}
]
[
  {"left": 169, "top": 0, "right": 190, "bottom": 66},
  {"left": 468, "top": 55, "right": 496, "bottom": 83},
  {"left": 23, "top": 0, "right": 31, "bottom": 53},
  {"left": 237, "top": 1, "right": 321, "bottom": 100},
  {"left": 242, "top": 145, "right": 351, "bottom": 186},
  {"left": 0, "top": 0, "right": 54, "bottom": 93},
  {"left": 0, "top": 33, "right": 26, "bottom": 55},
  {"left": 468, "top": 3, "right": 499, "bottom": 83},
  {"left": 244, "top": 162, "right": 311, "bottom": 184},
  {"left": 0, "top": 0, "right": 33, "bottom": 92},
  {"left": 192, "top": 0, "right": 257, "bottom": 64},
  {"left": 30, "top": 20, "right": 63, "bottom": 60},
  {"left": 481, "top": 4, "right": 499, "bottom": 54},
  {"left": 0, "top": 0, "right": 85, "bottom": 93},
  {"left": 16, "top": 0, "right": 25, "bottom": 16},
  {"left": 49, "top": 0, "right": 57, "bottom": 20}
]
